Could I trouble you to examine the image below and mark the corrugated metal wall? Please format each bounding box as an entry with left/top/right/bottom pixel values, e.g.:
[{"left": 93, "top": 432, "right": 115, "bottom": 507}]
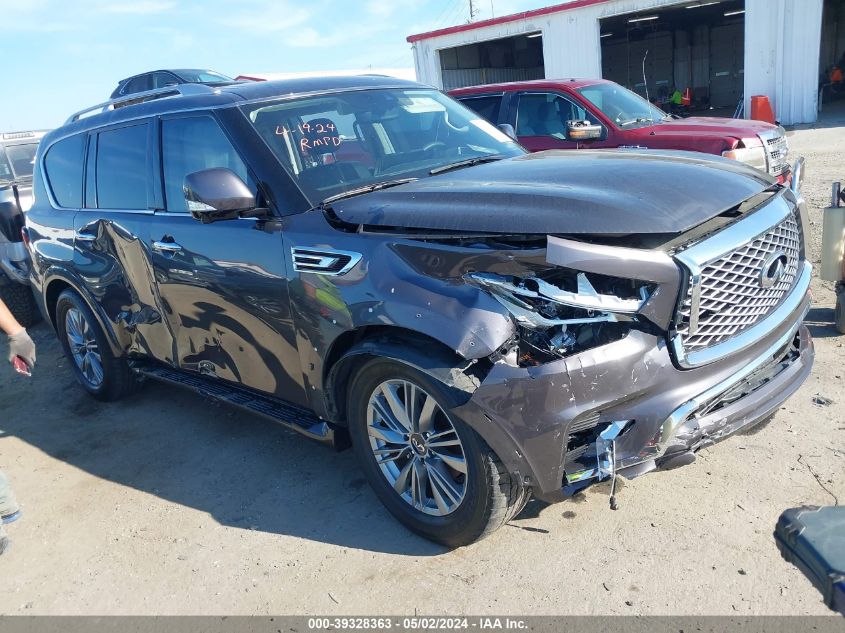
[
  {"left": 412, "top": 0, "right": 825, "bottom": 124},
  {"left": 441, "top": 67, "right": 545, "bottom": 90},
  {"left": 745, "top": 0, "right": 824, "bottom": 125}
]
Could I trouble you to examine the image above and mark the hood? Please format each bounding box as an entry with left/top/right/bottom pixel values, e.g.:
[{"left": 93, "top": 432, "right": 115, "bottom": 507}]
[
  {"left": 631, "top": 116, "right": 779, "bottom": 140},
  {"left": 330, "top": 150, "right": 774, "bottom": 236}
]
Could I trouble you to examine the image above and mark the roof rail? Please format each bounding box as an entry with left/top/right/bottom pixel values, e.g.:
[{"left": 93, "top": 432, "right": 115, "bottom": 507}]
[{"left": 65, "top": 83, "right": 219, "bottom": 125}]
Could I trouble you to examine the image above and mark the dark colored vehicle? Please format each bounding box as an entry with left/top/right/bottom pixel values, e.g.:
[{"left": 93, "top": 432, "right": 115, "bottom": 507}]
[
  {"left": 110, "top": 69, "right": 239, "bottom": 99},
  {"left": 0, "top": 130, "right": 48, "bottom": 326},
  {"left": 450, "top": 79, "right": 792, "bottom": 182},
  {"left": 776, "top": 506, "right": 845, "bottom": 615},
  {"left": 26, "top": 77, "right": 813, "bottom": 546}
]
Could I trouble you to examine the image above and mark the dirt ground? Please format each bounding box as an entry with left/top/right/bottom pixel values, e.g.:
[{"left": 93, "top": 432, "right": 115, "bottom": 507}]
[{"left": 0, "top": 121, "right": 843, "bottom": 616}]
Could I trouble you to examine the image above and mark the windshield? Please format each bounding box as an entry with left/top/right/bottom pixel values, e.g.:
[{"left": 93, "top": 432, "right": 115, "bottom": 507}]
[
  {"left": 576, "top": 83, "right": 667, "bottom": 129},
  {"left": 174, "top": 69, "right": 233, "bottom": 83},
  {"left": 1, "top": 143, "right": 38, "bottom": 180},
  {"left": 243, "top": 88, "right": 524, "bottom": 205}
]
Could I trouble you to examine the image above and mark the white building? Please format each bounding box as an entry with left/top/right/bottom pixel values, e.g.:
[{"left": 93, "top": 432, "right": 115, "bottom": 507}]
[{"left": 409, "top": 0, "right": 845, "bottom": 125}]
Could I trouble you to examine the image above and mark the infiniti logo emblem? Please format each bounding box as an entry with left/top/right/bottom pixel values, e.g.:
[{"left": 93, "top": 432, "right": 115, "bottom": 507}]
[
  {"left": 410, "top": 434, "right": 427, "bottom": 456},
  {"left": 760, "top": 250, "right": 789, "bottom": 288}
]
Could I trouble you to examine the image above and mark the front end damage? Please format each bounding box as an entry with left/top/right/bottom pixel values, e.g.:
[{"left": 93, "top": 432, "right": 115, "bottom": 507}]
[{"left": 432, "top": 187, "right": 815, "bottom": 504}]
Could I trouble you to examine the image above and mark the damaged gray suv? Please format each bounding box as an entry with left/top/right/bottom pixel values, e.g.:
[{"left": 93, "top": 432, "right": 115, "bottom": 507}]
[{"left": 26, "top": 77, "right": 813, "bottom": 546}]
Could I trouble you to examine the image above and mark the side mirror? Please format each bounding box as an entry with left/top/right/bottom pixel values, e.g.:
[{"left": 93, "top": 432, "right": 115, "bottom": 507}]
[
  {"left": 566, "top": 120, "right": 603, "bottom": 142},
  {"left": 497, "top": 123, "right": 517, "bottom": 140},
  {"left": 183, "top": 168, "right": 265, "bottom": 223}
]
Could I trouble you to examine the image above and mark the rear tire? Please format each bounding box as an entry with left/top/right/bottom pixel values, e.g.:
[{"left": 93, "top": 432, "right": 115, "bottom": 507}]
[
  {"left": 347, "top": 357, "right": 527, "bottom": 547},
  {"left": 0, "top": 283, "right": 40, "bottom": 328},
  {"left": 55, "top": 289, "right": 140, "bottom": 401}
]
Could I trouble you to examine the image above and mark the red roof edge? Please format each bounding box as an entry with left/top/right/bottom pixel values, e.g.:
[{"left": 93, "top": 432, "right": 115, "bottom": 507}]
[{"left": 407, "top": 0, "right": 610, "bottom": 43}]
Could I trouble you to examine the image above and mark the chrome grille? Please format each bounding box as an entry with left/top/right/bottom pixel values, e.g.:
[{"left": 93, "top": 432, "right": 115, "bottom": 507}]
[
  {"left": 761, "top": 129, "right": 789, "bottom": 177},
  {"left": 676, "top": 212, "right": 801, "bottom": 351}
]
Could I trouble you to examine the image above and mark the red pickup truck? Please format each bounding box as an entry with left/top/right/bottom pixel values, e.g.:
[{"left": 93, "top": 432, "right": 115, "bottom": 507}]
[{"left": 450, "top": 79, "right": 790, "bottom": 182}]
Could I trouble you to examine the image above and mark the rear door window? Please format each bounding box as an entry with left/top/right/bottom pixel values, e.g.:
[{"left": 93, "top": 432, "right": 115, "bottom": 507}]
[
  {"left": 95, "top": 123, "right": 150, "bottom": 210},
  {"left": 456, "top": 95, "right": 503, "bottom": 123},
  {"left": 44, "top": 133, "right": 85, "bottom": 208},
  {"left": 160, "top": 115, "right": 254, "bottom": 212}
]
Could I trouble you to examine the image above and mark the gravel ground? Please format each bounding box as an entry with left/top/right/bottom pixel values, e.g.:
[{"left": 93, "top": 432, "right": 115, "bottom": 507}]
[{"left": 0, "top": 122, "right": 843, "bottom": 616}]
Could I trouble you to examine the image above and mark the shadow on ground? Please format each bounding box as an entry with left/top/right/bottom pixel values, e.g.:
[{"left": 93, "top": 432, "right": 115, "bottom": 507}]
[{"left": 0, "top": 325, "right": 446, "bottom": 556}]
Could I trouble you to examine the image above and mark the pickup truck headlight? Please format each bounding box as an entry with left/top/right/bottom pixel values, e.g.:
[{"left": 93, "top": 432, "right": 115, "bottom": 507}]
[
  {"left": 468, "top": 270, "right": 653, "bottom": 366},
  {"left": 722, "top": 139, "right": 767, "bottom": 172}
]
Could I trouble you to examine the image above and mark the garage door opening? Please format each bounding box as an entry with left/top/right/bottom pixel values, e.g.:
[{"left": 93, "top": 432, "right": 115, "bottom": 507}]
[
  {"left": 600, "top": 0, "right": 745, "bottom": 116},
  {"left": 438, "top": 32, "right": 544, "bottom": 91},
  {"left": 820, "top": 0, "right": 845, "bottom": 111}
]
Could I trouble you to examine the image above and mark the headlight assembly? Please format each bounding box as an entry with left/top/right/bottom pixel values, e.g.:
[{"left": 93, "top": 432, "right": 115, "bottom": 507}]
[{"left": 467, "top": 270, "right": 653, "bottom": 366}]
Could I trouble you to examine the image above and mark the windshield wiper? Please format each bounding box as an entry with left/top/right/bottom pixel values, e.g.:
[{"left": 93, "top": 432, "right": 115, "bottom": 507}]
[
  {"left": 317, "top": 178, "right": 418, "bottom": 207},
  {"left": 429, "top": 154, "right": 507, "bottom": 175},
  {"left": 619, "top": 117, "right": 654, "bottom": 127}
]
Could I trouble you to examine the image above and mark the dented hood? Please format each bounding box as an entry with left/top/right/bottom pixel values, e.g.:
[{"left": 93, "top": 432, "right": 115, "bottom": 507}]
[{"left": 331, "top": 150, "right": 774, "bottom": 235}]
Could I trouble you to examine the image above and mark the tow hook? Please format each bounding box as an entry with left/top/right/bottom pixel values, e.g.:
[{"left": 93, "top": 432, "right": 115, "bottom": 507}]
[{"left": 596, "top": 421, "right": 631, "bottom": 511}]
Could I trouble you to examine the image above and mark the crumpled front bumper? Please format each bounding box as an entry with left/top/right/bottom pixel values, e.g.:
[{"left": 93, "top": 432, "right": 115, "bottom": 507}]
[{"left": 452, "top": 288, "right": 813, "bottom": 501}]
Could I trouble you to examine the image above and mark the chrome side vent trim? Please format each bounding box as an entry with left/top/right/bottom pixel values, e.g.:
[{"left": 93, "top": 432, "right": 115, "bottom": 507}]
[{"left": 291, "top": 247, "right": 362, "bottom": 276}]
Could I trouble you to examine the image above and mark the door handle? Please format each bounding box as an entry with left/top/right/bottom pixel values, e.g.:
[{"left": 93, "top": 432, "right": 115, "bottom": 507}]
[{"left": 152, "top": 240, "right": 183, "bottom": 253}]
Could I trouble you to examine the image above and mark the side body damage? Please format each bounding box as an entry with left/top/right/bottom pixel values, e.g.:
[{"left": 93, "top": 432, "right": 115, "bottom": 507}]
[{"left": 283, "top": 184, "right": 813, "bottom": 502}]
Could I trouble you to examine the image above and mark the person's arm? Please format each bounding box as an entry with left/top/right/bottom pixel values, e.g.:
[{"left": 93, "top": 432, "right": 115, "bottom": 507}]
[
  {"left": 0, "top": 299, "right": 24, "bottom": 337},
  {"left": 0, "top": 299, "right": 35, "bottom": 368}
]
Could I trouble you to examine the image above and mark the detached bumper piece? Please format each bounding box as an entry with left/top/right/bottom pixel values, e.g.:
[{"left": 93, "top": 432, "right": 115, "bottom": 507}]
[{"left": 775, "top": 506, "right": 845, "bottom": 616}]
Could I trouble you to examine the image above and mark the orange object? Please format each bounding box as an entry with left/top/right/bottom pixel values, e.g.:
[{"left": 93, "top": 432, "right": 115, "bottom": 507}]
[
  {"left": 750, "top": 95, "right": 776, "bottom": 124},
  {"left": 831, "top": 67, "right": 844, "bottom": 83},
  {"left": 681, "top": 87, "right": 692, "bottom": 106}
]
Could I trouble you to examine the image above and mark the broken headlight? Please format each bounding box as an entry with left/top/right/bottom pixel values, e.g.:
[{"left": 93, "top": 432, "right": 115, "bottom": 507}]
[{"left": 468, "top": 270, "right": 652, "bottom": 366}]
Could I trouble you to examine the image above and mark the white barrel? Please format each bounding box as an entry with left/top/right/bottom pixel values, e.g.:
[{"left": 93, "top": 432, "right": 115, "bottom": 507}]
[{"left": 821, "top": 206, "right": 845, "bottom": 282}]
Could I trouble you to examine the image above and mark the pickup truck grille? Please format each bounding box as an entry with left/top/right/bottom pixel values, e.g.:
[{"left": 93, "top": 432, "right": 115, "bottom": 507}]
[
  {"left": 676, "top": 209, "right": 801, "bottom": 353},
  {"left": 761, "top": 128, "right": 789, "bottom": 177}
]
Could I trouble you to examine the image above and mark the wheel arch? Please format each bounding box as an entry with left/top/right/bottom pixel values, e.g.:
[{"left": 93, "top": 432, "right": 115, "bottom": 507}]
[
  {"left": 44, "top": 274, "right": 125, "bottom": 356},
  {"left": 323, "top": 325, "right": 491, "bottom": 426}
]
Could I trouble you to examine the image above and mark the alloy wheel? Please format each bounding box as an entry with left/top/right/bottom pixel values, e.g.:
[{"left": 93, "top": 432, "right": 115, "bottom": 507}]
[
  {"left": 366, "top": 379, "right": 467, "bottom": 516},
  {"left": 65, "top": 307, "right": 104, "bottom": 388}
]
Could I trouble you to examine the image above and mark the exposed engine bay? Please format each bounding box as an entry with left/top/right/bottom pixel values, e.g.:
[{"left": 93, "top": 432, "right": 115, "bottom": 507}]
[{"left": 467, "top": 269, "right": 654, "bottom": 367}]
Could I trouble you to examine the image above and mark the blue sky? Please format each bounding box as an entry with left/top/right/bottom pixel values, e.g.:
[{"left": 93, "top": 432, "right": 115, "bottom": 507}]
[{"left": 3, "top": 0, "right": 556, "bottom": 131}]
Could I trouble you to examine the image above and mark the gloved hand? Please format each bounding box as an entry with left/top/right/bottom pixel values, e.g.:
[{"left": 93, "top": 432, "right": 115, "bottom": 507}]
[{"left": 8, "top": 329, "right": 35, "bottom": 369}]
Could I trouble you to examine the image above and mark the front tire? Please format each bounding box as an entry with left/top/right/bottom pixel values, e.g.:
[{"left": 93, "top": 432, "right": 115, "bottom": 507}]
[
  {"left": 55, "top": 289, "right": 140, "bottom": 401},
  {"left": 347, "top": 357, "right": 527, "bottom": 547}
]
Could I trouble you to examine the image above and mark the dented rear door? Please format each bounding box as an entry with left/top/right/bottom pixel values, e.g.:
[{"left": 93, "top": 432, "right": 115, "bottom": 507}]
[{"left": 74, "top": 120, "right": 174, "bottom": 362}]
